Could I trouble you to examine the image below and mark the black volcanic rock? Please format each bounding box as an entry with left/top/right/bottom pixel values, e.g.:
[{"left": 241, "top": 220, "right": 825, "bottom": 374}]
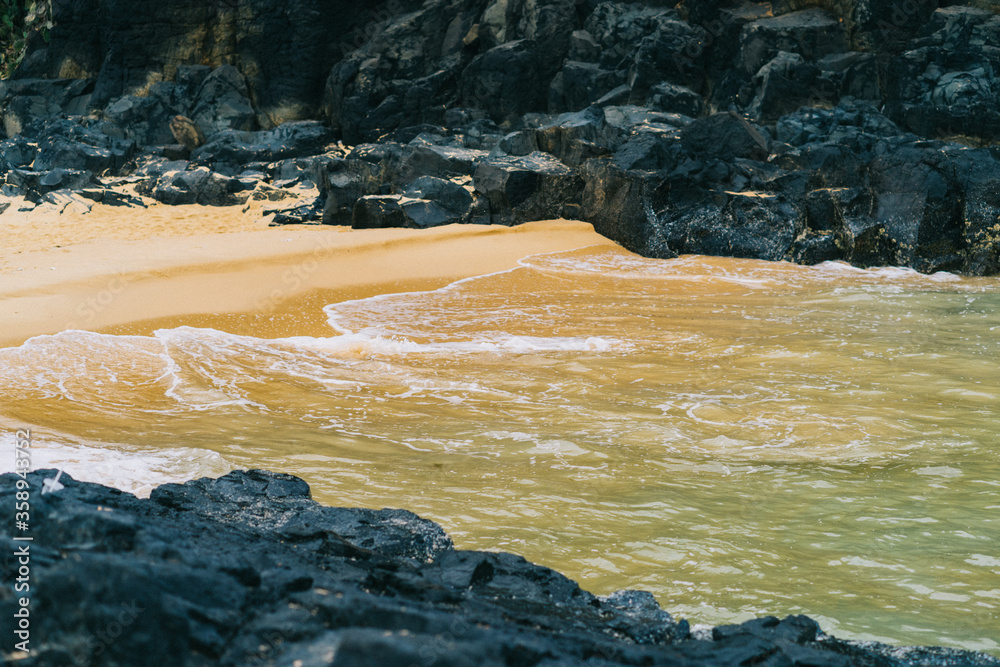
[
  {"left": 190, "top": 121, "right": 333, "bottom": 173},
  {"left": 2, "top": 0, "right": 999, "bottom": 275},
  {"left": 680, "top": 112, "right": 770, "bottom": 162},
  {"left": 3, "top": 469, "right": 999, "bottom": 667},
  {"left": 16, "top": 0, "right": 426, "bottom": 125},
  {"left": 474, "top": 151, "right": 583, "bottom": 225}
]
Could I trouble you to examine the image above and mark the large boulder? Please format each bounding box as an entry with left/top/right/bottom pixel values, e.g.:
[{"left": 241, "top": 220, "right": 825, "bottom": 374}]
[
  {"left": 460, "top": 40, "right": 551, "bottom": 125},
  {"left": 737, "top": 9, "right": 849, "bottom": 76},
  {"left": 680, "top": 112, "right": 770, "bottom": 162},
  {"left": 548, "top": 61, "right": 623, "bottom": 113},
  {"left": 320, "top": 158, "right": 382, "bottom": 225},
  {"left": 473, "top": 151, "right": 583, "bottom": 225},
  {"left": 190, "top": 65, "right": 257, "bottom": 136},
  {"left": 0, "top": 78, "right": 93, "bottom": 137},
  {"left": 352, "top": 193, "right": 466, "bottom": 229},
  {"left": 29, "top": 118, "right": 137, "bottom": 174},
  {"left": 657, "top": 192, "right": 806, "bottom": 262},
  {"left": 134, "top": 160, "right": 256, "bottom": 206},
  {"left": 190, "top": 121, "right": 332, "bottom": 173},
  {"left": 6, "top": 167, "right": 95, "bottom": 196}
]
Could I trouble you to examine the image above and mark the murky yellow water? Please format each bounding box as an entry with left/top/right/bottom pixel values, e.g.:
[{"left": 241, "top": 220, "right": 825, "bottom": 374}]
[{"left": 2, "top": 246, "right": 998, "bottom": 653}]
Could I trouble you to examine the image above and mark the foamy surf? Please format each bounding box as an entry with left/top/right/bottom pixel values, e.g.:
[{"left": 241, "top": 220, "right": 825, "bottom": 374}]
[
  {"left": 1, "top": 246, "right": 998, "bottom": 654},
  {"left": 0, "top": 430, "right": 231, "bottom": 497}
]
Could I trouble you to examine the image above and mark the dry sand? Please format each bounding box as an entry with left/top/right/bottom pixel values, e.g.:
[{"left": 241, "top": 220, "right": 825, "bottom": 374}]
[{"left": 0, "top": 198, "right": 616, "bottom": 347}]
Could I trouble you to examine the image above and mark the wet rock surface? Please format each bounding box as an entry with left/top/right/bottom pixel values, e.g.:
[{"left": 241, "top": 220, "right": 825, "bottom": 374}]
[
  {"left": 3, "top": 469, "right": 999, "bottom": 667},
  {"left": 2, "top": 0, "right": 1000, "bottom": 271}
]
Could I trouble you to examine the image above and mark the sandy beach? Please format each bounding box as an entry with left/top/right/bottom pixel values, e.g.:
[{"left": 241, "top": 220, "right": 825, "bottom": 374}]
[{"left": 0, "top": 200, "right": 615, "bottom": 347}]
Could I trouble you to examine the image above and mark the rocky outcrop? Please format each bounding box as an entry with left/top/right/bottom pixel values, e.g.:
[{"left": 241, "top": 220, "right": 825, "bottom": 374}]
[
  {"left": 15, "top": 0, "right": 427, "bottom": 126},
  {"left": 3, "top": 469, "right": 999, "bottom": 667},
  {"left": 2, "top": 0, "right": 1000, "bottom": 274}
]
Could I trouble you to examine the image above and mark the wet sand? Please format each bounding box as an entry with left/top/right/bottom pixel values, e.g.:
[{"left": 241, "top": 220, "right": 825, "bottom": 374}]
[{"left": 0, "top": 200, "right": 615, "bottom": 347}]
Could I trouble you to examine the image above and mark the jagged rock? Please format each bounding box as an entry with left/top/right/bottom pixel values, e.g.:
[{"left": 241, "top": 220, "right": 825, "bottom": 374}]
[
  {"left": 4, "top": 469, "right": 998, "bottom": 667},
  {"left": 745, "top": 51, "right": 821, "bottom": 121},
  {"left": 628, "top": 17, "right": 709, "bottom": 95},
  {"left": 680, "top": 112, "right": 770, "bottom": 161},
  {"left": 886, "top": 7, "right": 1000, "bottom": 142},
  {"left": 816, "top": 51, "right": 881, "bottom": 104},
  {"left": 18, "top": 0, "right": 423, "bottom": 124},
  {"left": 848, "top": 0, "right": 940, "bottom": 52},
  {"left": 169, "top": 115, "right": 206, "bottom": 151},
  {"left": 0, "top": 78, "right": 93, "bottom": 138},
  {"left": 403, "top": 176, "right": 474, "bottom": 217},
  {"left": 531, "top": 107, "right": 624, "bottom": 167},
  {"left": 657, "top": 192, "right": 806, "bottom": 262},
  {"left": 864, "top": 144, "right": 964, "bottom": 272},
  {"left": 351, "top": 195, "right": 408, "bottom": 229},
  {"left": 962, "top": 154, "right": 1000, "bottom": 275},
  {"left": 612, "top": 131, "right": 681, "bottom": 172},
  {"left": 461, "top": 40, "right": 552, "bottom": 125},
  {"left": 270, "top": 154, "right": 341, "bottom": 190},
  {"left": 190, "top": 121, "right": 333, "bottom": 173},
  {"left": 603, "top": 105, "right": 691, "bottom": 131},
  {"left": 584, "top": 3, "right": 679, "bottom": 71},
  {"left": 566, "top": 28, "right": 599, "bottom": 61},
  {"left": 352, "top": 193, "right": 463, "bottom": 230},
  {"left": 738, "top": 9, "right": 849, "bottom": 76},
  {"left": 474, "top": 151, "right": 583, "bottom": 225},
  {"left": 41, "top": 188, "right": 95, "bottom": 214},
  {"left": 1, "top": 94, "right": 60, "bottom": 138},
  {"left": 137, "top": 165, "right": 255, "bottom": 206},
  {"left": 320, "top": 158, "right": 382, "bottom": 226},
  {"left": 102, "top": 79, "right": 198, "bottom": 147},
  {"left": 399, "top": 198, "right": 466, "bottom": 228},
  {"left": 647, "top": 81, "right": 704, "bottom": 117},
  {"left": 33, "top": 135, "right": 131, "bottom": 175},
  {"left": 323, "top": 0, "right": 483, "bottom": 143},
  {"left": 494, "top": 107, "right": 621, "bottom": 166},
  {"left": 6, "top": 167, "right": 94, "bottom": 195},
  {"left": 265, "top": 196, "right": 325, "bottom": 225},
  {"left": 190, "top": 65, "right": 256, "bottom": 136},
  {"left": 790, "top": 229, "right": 850, "bottom": 265},
  {"left": 548, "top": 61, "right": 623, "bottom": 112},
  {"left": 78, "top": 187, "right": 147, "bottom": 207},
  {"left": 0, "top": 136, "right": 37, "bottom": 168},
  {"left": 397, "top": 145, "right": 490, "bottom": 183}
]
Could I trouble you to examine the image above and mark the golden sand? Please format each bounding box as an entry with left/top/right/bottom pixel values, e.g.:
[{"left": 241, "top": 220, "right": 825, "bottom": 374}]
[{"left": 0, "top": 199, "right": 615, "bottom": 347}]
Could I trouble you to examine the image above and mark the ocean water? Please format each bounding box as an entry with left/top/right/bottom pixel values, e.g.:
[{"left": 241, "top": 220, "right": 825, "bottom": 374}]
[{"left": 1, "top": 245, "right": 998, "bottom": 653}]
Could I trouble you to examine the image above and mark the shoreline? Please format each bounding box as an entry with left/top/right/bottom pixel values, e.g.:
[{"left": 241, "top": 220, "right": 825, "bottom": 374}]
[
  {"left": 5, "top": 467, "right": 999, "bottom": 666},
  {"left": 0, "top": 202, "right": 615, "bottom": 347}
]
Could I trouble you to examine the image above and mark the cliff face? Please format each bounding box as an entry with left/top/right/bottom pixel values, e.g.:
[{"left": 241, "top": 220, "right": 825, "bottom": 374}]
[
  {"left": 20, "top": 0, "right": 998, "bottom": 139},
  {"left": 16, "top": 0, "right": 425, "bottom": 125},
  {"left": 3, "top": 0, "right": 1000, "bottom": 275}
]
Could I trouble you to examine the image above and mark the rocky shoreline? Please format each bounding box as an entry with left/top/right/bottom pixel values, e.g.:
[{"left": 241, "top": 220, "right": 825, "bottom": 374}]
[
  {"left": 1, "top": 468, "right": 998, "bottom": 666},
  {"left": 2, "top": 0, "right": 1000, "bottom": 274}
]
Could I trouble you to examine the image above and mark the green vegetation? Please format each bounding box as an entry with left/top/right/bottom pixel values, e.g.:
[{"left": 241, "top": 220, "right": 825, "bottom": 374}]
[{"left": 0, "top": 0, "right": 51, "bottom": 79}]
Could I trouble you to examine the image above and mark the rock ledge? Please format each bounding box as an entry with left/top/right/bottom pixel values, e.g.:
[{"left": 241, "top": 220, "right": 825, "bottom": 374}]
[{"left": 2, "top": 469, "right": 998, "bottom": 666}]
